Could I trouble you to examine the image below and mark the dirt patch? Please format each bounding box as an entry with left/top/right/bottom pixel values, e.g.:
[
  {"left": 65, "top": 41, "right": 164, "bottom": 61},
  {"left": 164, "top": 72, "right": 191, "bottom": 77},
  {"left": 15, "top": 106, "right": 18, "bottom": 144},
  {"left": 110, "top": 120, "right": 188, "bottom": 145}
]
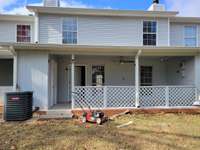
[
  {"left": 72, "top": 108, "right": 200, "bottom": 118},
  {"left": 0, "top": 114, "right": 200, "bottom": 150}
]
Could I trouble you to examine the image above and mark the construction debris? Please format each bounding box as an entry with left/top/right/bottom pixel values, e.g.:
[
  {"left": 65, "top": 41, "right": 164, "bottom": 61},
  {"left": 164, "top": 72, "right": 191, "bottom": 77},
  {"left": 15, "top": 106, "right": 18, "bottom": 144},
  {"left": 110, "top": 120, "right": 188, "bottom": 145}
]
[
  {"left": 109, "top": 110, "right": 131, "bottom": 120},
  {"left": 117, "top": 121, "right": 133, "bottom": 128}
]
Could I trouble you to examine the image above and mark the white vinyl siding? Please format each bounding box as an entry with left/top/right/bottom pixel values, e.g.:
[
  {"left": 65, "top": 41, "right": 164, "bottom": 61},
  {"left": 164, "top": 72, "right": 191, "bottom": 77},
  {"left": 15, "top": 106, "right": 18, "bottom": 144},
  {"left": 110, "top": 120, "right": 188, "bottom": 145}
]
[
  {"left": 170, "top": 23, "right": 200, "bottom": 47},
  {"left": 78, "top": 16, "right": 142, "bottom": 46},
  {"left": 39, "top": 15, "right": 62, "bottom": 44},
  {"left": 17, "top": 51, "right": 49, "bottom": 110},
  {"left": 157, "top": 19, "right": 169, "bottom": 46},
  {"left": 170, "top": 23, "right": 184, "bottom": 46},
  {"left": 0, "top": 21, "right": 34, "bottom": 43},
  {"left": 38, "top": 15, "right": 169, "bottom": 46}
]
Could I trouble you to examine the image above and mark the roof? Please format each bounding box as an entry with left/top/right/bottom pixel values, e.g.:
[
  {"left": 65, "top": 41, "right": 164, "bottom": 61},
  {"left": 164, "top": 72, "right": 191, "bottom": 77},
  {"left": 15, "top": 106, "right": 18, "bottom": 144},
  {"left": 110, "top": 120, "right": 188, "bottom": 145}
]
[
  {"left": 170, "top": 17, "right": 200, "bottom": 23},
  {"left": 0, "top": 14, "right": 34, "bottom": 22},
  {"left": 27, "top": 6, "right": 178, "bottom": 18},
  {"left": 0, "top": 42, "right": 200, "bottom": 56}
]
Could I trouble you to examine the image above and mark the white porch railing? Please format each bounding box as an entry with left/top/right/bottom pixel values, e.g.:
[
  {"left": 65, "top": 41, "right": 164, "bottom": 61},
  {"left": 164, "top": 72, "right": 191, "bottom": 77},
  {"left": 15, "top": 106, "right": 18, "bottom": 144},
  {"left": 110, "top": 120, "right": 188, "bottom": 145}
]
[{"left": 74, "top": 86, "right": 197, "bottom": 109}]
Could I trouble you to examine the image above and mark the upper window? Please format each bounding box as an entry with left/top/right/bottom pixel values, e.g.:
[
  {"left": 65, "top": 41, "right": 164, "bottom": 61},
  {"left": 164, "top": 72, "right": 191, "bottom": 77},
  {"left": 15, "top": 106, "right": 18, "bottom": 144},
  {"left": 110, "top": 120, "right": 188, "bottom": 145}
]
[
  {"left": 17, "top": 25, "right": 31, "bottom": 43},
  {"left": 184, "top": 26, "right": 197, "bottom": 47},
  {"left": 143, "top": 21, "right": 157, "bottom": 46},
  {"left": 62, "top": 17, "right": 77, "bottom": 44}
]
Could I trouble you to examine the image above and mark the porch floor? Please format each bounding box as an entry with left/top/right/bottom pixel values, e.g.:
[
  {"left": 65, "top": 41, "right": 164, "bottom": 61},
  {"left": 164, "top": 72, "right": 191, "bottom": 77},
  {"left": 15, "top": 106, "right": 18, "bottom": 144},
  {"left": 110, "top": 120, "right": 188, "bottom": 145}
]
[{"left": 50, "top": 103, "right": 71, "bottom": 110}]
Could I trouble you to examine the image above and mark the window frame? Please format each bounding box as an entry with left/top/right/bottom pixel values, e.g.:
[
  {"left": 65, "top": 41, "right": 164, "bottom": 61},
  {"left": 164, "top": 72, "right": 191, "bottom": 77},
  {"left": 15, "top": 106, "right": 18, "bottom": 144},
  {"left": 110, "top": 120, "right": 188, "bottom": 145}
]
[
  {"left": 62, "top": 17, "right": 78, "bottom": 44},
  {"left": 184, "top": 25, "right": 197, "bottom": 47},
  {"left": 140, "top": 66, "right": 153, "bottom": 86},
  {"left": 143, "top": 20, "right": 157, "bottom": 46},
  {"left": 16, "top": 24, "right": 31, "bottom": 43}
]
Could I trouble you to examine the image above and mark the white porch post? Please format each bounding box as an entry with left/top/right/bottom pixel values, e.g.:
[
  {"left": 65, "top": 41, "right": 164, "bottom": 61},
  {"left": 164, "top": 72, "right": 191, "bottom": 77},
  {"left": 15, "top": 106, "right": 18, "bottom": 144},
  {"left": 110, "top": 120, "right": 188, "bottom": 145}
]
[
  {"left": 9, "top": 46, "right": 17, "bottom": 91},
  {"left": 135, "top": 50, "right": 142, "bottom": 108},
  {"left": 194, "top": 54, "right": 200, "bottom": 105},
  {"left": 71, "top": 54, "right": 75, "bottom": 109},
  {"left": 13, "top": 55, "right": 17, "bottom": 91}
]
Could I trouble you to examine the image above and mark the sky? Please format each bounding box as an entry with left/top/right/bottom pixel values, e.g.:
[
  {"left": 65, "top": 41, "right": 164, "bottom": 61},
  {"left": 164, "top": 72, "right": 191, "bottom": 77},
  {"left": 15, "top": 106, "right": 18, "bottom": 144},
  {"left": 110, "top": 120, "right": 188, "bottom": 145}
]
[{"left": 0, "top": 0, "right": 199, "bottom": 17}]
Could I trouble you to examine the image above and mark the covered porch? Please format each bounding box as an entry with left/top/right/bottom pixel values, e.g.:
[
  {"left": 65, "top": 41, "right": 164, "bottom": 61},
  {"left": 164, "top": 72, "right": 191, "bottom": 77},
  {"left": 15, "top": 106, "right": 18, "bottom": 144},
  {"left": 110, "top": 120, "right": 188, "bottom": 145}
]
[
  {"left": 1, "top": 43, "right": 200, "bottom": 111},
  {"left": 49, "top": 53, "right": 197, "bottom": 110}
]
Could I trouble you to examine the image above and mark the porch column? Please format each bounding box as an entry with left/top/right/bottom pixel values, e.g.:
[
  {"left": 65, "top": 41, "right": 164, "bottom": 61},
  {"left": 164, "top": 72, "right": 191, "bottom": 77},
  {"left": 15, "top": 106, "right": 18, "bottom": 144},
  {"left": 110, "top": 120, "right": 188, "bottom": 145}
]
[
  {"left": 194, "top": 54, "right": 200, "bottom": 105},
  {"left": 71, "top": 54, "right": 75, "bottom": 109},
  {"left": 13, "top": 55, "right": 17, "bottom": 91},
  {"left": 135, "top": 50, "right": 142, "bottom": 108},
  {"left": 9, "top": 46, "right": 17, "bottom": 91}
]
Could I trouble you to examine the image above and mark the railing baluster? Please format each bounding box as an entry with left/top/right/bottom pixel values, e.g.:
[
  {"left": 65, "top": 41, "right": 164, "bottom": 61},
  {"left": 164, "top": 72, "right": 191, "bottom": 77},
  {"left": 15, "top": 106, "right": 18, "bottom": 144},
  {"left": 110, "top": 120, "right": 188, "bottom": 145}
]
[
  {"left": 165, "top": 86, "right": 169, "bottom": 107},
  {"left": 103, "top": 86, "right": 107, "bottom": 108},
  {"left": 73, "top": 85, "right": 195, "bottom": 109}
]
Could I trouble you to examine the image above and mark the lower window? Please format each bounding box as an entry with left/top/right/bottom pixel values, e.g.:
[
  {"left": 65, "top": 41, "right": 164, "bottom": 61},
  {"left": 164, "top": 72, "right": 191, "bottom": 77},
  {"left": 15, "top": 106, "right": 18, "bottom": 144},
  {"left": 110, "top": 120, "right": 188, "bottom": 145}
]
[
  {"left": 140, "top": 66, "right": 152, "bottom": 86},
  {"left": 0, "top": 59, "right": 13, "bottom": 86}
]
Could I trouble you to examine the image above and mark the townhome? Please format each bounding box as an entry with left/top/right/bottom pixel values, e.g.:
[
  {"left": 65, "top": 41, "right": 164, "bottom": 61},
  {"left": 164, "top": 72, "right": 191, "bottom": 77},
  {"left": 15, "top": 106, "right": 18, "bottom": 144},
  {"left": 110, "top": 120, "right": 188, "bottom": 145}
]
[{"left": 0, "top": 0, "right": 200, "bottom": 112}]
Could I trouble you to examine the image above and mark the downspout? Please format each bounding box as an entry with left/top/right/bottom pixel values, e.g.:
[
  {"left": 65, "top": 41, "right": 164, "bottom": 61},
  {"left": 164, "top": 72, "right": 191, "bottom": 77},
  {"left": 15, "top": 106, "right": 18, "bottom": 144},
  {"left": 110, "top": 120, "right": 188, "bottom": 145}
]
[
  {"left": 9, "top": 46, "right": 18, "bottom": 92},
  {"left": 135, "top": 50, "right": 142, "bottom": 108}
]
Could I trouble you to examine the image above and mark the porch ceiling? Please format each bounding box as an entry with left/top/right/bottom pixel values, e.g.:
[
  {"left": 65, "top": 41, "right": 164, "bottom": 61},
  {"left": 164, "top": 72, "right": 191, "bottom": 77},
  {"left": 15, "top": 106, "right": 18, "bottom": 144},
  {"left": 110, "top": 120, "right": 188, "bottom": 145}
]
[
  {"left": 0, "top": 46, "right": 13, "bottom": 58},
  {"left": 0, "top": 42, "right": 200, "bottom": 56}
]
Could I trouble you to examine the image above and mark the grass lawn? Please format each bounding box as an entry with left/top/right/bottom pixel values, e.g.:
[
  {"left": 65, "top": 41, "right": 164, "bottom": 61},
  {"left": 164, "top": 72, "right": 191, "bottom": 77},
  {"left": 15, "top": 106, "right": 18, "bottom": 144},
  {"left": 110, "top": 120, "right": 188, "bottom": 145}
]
[{"left": 0, "top": 113, "right": 200, "bottom": 150}]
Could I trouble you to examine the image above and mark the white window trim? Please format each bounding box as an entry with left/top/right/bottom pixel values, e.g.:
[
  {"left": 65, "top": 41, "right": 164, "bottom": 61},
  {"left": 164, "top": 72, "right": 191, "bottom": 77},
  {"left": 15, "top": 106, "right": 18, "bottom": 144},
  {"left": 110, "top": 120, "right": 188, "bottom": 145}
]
[
  {"left": 15, "top": 24, "right": 32, "bottom": 43},
  {"left": 142, "top": 20, "right": 158, "bottom": 46},
  {"left": 184, "top": 25, "right": 198, "bottom": 47},
  {"left": 61, "top": 16, "right": 78, "bottom": 45}
]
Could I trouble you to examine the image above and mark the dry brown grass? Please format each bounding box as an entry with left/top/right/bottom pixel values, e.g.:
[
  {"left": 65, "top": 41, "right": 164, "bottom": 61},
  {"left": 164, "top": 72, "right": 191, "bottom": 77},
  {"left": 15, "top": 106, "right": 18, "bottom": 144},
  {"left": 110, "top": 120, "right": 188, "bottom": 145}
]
[{"left": 0, "top": 114, "right": 200, "bottom": 150}]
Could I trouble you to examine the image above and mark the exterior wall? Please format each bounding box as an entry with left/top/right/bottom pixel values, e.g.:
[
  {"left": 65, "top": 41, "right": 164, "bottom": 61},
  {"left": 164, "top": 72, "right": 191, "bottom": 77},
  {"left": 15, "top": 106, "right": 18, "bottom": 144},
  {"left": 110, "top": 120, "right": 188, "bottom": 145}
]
[
  {"left": 0, "top": 20, "right": 35, "bottom": 43},
  {"left": 195, "top": 54, "right": 200, "bottom": 89},
  {"left": 197, "top": 24, "right": 200, "bottom": 47},
  {"left": 39, "top": 14, "right": 62, "bottom": 44},
  {"left": 140, "top": 57, "right": 167, "bottom": 85},
  {"left": 17, "top": 51, "right": 49, "bottom": 110},
  {"left": 38, "top": 14, "right": 169, "bottom": 46},
  {"left": 166, "top": 57, "right": 194, "bottom": 85},
  {"left": 170, "top": 23, "right": 200, "bottom": 47},
  {"left": 157, "top": 19, "right": 169, "bottom": 46},
  {"left": 78, "top": 16, "right": 142, "bottom": 46}
]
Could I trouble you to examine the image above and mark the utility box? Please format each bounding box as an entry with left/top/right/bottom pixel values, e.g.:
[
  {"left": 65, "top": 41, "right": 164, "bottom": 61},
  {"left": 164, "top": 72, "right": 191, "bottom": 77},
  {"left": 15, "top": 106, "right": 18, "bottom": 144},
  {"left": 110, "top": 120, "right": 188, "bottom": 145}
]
[{"left": 4, "top": 92, "right": 33, "bottom": 121}]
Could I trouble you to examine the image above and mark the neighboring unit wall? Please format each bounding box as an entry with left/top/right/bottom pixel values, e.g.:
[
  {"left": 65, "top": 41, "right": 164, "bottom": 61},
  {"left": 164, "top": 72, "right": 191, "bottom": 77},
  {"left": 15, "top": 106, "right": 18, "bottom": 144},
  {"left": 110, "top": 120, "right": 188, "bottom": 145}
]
[
  {"left": 0, "top": 21, "right": 35, "bottom": 43},
  {"left": 170, "top": 23, "right": 200, "bottom": 47},
  {"left": 17, "top": 51, "right": 49, "bottom": 110},
  {"left": 199, "top": 25, "right": 200, "bottom": 47}
]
